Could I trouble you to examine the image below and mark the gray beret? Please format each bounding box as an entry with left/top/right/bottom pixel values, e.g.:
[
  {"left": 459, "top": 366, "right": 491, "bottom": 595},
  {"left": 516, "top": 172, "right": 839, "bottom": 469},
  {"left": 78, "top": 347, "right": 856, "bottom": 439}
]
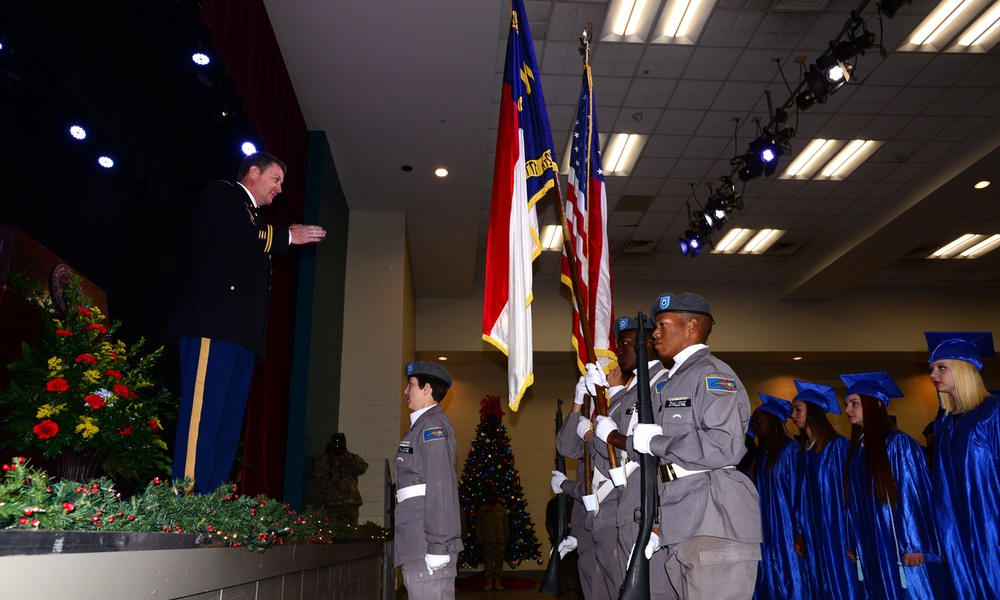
[
  {"left": 613, "top": 315, "right": 653, "bottom": 337},
  {"left": 650, "top": 292, "right": 713, "bottom": 320},
  {"left": 404, "top": 361, "right": 452, "bottom": 389}
]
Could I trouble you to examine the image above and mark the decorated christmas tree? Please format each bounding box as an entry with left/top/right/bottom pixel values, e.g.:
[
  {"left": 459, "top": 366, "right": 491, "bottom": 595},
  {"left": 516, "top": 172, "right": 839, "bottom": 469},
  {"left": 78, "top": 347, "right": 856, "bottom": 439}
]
[{"left": 458, "top": 395, "right": 541, "bottom": 568}]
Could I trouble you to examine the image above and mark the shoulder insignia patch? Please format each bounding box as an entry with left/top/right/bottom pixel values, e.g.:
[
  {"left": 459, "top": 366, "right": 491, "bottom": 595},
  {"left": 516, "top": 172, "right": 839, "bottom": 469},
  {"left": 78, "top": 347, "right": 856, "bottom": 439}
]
[
  {"left": 705, "top": 376, "right": 737, "bottom": 393},
  {"left": 655, "top": 381, "right": 668, "bottom": 393},
  {"left": 423, "top": 427, "right": 446, "bottom": 442}
]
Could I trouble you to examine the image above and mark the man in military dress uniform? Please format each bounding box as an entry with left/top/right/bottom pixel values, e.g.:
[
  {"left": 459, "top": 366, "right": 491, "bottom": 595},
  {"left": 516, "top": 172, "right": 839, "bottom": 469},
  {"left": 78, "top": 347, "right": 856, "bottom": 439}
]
[{"left": 394, "top": 361, "right": 463, "bottom": 599}]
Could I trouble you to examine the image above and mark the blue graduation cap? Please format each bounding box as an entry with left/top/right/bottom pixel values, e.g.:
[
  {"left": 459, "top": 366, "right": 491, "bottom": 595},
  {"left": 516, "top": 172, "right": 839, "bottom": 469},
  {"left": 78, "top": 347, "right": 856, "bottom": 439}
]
[
  {"left": 756, "top": 392, "right": 793, "bottom": 422},
  {"left": 793, "top": 380, "right": 841, "bottom": 415},
  {"left": 839, "top": 371, "right": 904, "bottom": 406},
  {"left": 925, "top": 331, "right": 995, "bottom": 371}
]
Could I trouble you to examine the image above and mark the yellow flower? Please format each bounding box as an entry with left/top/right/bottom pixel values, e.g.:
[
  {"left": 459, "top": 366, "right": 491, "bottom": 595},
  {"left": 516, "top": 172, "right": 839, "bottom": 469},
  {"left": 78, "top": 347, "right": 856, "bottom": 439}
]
[
  {"left": 47, "top": 357, "right": 64, "bottom": 378},
  {"left": 75, "top": 417, "right": 99, "bottom": 440},
  {"left": 83, "top": 370, "right": 101, "bottom": 384},
  {"left": 37, "top": 403, "right": 67, "bottom": 419}
]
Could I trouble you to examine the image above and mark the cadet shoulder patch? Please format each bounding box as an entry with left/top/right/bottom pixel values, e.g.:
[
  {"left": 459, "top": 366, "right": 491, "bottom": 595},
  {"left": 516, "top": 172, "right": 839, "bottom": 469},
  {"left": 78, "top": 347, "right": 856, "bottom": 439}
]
[
  {"left": 705, "top": 376, "right": 737, "bottom": 393},
  {"left": 423, "top": 427, "right": 446, "bottom": 442}
]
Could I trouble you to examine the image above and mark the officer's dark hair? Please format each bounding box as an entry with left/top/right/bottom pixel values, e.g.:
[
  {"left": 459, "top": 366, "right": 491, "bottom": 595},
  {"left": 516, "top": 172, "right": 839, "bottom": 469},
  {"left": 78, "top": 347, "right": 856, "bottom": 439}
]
[
  {"left": 237, "top": 152, "right": 287, "bottom": 181},
  {"left": 415, "top": 375, "right": 450, "bottom": 402}
]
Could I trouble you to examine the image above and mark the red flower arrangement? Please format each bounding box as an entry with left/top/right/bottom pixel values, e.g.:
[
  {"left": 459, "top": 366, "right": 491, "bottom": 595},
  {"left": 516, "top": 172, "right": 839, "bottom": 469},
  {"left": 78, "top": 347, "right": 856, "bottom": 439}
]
[{"left": 0, "top": 275, "right": 174, "bottom": 482}]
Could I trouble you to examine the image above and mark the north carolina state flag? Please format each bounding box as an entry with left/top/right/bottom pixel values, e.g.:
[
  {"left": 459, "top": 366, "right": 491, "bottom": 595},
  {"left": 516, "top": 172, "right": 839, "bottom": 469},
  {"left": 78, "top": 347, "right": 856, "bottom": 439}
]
[{"left": 483, "top": 0, "right": 558, "bottom": 411}]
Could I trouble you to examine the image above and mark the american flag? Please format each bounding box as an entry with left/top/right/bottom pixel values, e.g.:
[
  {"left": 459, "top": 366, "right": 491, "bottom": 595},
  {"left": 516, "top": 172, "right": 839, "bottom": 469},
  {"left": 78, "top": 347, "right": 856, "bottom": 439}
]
[{"left": 561, "top": 62, "right": 616, "bottom": 374}]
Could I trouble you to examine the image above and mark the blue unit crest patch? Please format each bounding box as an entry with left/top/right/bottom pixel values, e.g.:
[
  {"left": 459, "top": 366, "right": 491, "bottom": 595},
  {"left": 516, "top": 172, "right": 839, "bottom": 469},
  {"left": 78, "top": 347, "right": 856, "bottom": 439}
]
[
  {"left": 423, "top": 427, "right": 446, "bottom": 442},
  {"left": 705, "top": 377, "right": 737, "bottom": 393},
  {"left": 659, "top": 296, "right": 671, "bottom": 310},
  {"left": 655, "top": 381, "right": 668, "bottom": 393}
]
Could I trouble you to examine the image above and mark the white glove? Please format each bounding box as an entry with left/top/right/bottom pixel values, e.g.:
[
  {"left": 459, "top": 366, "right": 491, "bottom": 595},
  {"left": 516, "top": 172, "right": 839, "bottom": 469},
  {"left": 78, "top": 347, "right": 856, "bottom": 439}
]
[
  {"left": 550, "top": 470, "right": 568, "bottom": 494},
  {"left": 644, "top": 534, "right": 661, "bottom": 559},
  {"left": 584, "top": 362, "right": 609, "bottom": 395},
  {"left": 557, "top": 535, "right": 578, "bottom": 558},
  {"left": 424, "top": 553, "right": 450, "bottom": 575},
  {"left": 594, "top": 415, "right": 618, "bottom": 443},
  {"left": 575, "top": 416, "right": 592, "bottom": 440},
  {"left": 573, "top": 376, "right": 588, "bottom": 405},
  {"left": 633, "top": 423, "right": 663, "bottom": 455}
]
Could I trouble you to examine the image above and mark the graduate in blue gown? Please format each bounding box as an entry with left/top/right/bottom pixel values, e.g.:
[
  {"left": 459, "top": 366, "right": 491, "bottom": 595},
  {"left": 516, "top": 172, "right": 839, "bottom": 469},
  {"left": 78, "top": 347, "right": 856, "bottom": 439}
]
[
  {"left": 926, "top": 331, "right": 1000, "bottom": 599},
  {"left": 841, "top": 371, "right": 947, "bottom": 600},
  {"left": 750, "top": 393, "right": 808, "bottom": 600},
  {"left": 790, "top": 381, "right": 863, "bottom": 600}
]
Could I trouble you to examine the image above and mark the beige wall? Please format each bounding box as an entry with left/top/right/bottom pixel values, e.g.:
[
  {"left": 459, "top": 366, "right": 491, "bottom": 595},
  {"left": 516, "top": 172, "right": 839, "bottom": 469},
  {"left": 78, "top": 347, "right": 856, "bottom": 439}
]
[{"left": 339, "top": 211, "right": 411, "bottom": 526}]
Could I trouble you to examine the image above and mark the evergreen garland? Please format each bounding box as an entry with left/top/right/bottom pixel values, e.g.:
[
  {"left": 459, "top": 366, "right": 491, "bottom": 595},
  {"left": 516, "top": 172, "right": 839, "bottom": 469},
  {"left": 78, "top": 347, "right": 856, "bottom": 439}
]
[{"left": 0, "top": 457, "right": 388, "bottom": 551}]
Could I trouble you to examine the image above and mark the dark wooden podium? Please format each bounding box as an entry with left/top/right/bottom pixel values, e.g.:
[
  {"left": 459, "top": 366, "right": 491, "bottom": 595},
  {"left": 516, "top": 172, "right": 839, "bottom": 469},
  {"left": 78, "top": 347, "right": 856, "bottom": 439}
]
[{"left": 0, "top": 225, "right": 109, "bottom": 389}]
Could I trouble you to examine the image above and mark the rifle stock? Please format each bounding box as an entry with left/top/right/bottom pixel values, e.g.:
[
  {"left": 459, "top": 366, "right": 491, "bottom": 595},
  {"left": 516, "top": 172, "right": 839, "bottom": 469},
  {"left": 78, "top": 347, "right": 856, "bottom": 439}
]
[
  {"left": 619, "top": 313, "right": 656, "bottom": 600},
  {"left": 539, "top": 398, "right": 567, "bottom": 594}
]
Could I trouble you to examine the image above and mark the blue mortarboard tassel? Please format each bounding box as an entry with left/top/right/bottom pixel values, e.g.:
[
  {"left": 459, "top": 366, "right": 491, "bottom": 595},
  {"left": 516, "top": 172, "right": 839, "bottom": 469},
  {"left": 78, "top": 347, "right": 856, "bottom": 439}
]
[
  {"left": 793, "top": 380, "right": 841, "bottom": 415},
  {"left": 839, "top": 371, "right": 904, "bottom": 406},
  {"left": 924, "top": 331, "right": 995, "bottom": 371},
  {"left": 756, "top": 392, "right": 793, "bottom": 421}
]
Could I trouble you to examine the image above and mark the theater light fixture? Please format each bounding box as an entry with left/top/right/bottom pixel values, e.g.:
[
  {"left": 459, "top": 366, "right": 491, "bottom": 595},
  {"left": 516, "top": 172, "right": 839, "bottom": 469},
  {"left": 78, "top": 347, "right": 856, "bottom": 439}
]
[
  {"left": 241, "top": 142, "right": 257, "bottom": 156},
  {"left": 69, "top": 125, "right": 87, "bottom": 140},
  {"left": 191, "top": 52, "right": 210, "bottom": 66},
  {"left": 679, "top": 229, "right": 706, "bottom": 257},
  {"left": 738, "top": 132, "right": 787, "bottom": 182},
  {"left": 97, "top": 156, "right": 114, "bottom": 169}
]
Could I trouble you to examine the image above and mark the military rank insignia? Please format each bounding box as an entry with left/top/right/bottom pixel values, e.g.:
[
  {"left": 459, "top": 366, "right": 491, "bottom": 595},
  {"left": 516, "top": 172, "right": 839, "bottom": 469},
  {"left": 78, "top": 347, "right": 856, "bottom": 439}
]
[
  {"left": 423, "top": 427, "right": 446, "bottom": 442},
  {"left": 705, "top": 376, "right": 737, "bottom": 392}
]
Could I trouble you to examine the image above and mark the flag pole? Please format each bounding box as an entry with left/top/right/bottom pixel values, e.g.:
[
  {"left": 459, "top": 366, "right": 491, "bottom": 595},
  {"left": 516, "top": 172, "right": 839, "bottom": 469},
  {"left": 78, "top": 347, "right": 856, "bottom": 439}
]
[{"left": 554, "top": 21, "right": 618, "bottom": 483}]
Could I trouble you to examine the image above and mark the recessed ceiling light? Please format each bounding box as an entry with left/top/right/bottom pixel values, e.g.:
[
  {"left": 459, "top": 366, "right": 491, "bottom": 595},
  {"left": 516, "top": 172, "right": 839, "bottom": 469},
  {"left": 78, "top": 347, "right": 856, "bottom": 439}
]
[
  {"left": 792, "top": 356, "right": 803, "bottom": 361},
  {"left": 739, "top": 229, "right": 785, "bottom": 254},
  {"left": 437, "top": 356, "right": 448, "bottom": 361},
  {"left": 975, "top": 180, "right": 991, "bottom": 189},
  {"left": 931, "top": 233, "right": 981, "bottom": 258},
  {"left": 434, "top": 168, "right": 449, "bottom": 178}
]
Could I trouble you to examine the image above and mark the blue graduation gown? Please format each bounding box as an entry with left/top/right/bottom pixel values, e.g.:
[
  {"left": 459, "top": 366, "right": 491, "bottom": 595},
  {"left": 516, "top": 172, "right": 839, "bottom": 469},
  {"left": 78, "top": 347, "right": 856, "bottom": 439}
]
[
  {"left": 933, "top": 397, "right": 1000, "bottom": 599},
  {"left": 845, "top": 429, "right": 945, "bottom": 600},
  {"left": 797, "top": 435, "right": 863, "bottom": 600},
  {"left": 752, "top": 436, "right": 808, "bottom": 600}
]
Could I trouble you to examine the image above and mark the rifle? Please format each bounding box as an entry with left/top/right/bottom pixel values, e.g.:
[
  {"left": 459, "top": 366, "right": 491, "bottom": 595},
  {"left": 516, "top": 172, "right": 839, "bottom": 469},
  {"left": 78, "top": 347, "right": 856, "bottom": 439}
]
[
  {"left": 539, "top": 398, "right": 568, "bottom": 594},
  {"left": 619, "top": 312, "right": 656, "bottom": 600}
]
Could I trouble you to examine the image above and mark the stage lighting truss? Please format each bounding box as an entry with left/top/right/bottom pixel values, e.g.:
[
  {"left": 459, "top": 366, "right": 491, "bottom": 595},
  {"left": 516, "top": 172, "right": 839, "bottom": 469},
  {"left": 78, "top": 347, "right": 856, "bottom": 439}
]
[{"left": 796, "top": 13, "right": 877, "bottom": 111}]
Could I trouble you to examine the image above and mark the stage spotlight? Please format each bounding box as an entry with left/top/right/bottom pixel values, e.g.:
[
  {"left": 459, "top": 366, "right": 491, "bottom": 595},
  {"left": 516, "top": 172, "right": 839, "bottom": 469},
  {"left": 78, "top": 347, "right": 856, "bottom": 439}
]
[
  {"left": 706, "top": 197, "right": 728, "bottom": 228},
  {"left": 192, "top": 52, "right": 210, "bottom": 66},
  {"left": 98, "top": 156, "right": 114, "bottom": 169},
  {"left": 679, "top": 229, "right": 704, "bottom": 257},
  {"left": 241, "top": 142, "right": 257, "bottom": 156},
  {"left": 739, "top": 134, "right": 783, "bottom": 181},
  {"left": 817, "top": 54, "right": 849, "bottom": 92},
  {"left": 69, "top": 125, "right": 87, "bottom": 140}
]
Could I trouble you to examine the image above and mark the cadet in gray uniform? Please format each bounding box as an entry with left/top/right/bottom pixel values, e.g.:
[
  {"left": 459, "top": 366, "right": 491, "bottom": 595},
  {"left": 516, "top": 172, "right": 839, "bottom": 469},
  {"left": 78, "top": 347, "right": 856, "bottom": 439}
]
[
  {"left": 593, "top": 315, "right": 675, "bottom": 599},
  {"left": 625, "top": 293, "right": 761, "bottom": 599},
  {"left": 394, "top": 361, "right": 464, "bottom": 600}
]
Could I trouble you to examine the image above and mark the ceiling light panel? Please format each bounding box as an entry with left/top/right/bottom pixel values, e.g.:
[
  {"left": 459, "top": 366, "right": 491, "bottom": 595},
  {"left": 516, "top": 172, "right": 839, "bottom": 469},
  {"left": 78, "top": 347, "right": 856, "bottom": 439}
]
[
  {"left": 601, "top": 0, "right": 662, "bottom": 42},
  {"left": 930, "top": 233, "right": 982, "bottom": 257},
  {"left": 779, "top": 139, "right": 881, "bottom": 180},
  {"left": 898, "top": 0, "right": 999, "bottom": 51},
  {"left": 651, "top": 0, "right": 717, "bottom": 44}
]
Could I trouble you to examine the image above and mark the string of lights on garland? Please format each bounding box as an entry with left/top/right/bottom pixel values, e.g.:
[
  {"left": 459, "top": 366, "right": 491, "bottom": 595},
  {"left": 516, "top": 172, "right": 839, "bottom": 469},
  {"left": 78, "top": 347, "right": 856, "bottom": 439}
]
[
  {"left": 458, "top": 395, "right": 542, "bottom": 568},
  {"left": 0, "top": 457, "right": 387, "bottom": 551}
]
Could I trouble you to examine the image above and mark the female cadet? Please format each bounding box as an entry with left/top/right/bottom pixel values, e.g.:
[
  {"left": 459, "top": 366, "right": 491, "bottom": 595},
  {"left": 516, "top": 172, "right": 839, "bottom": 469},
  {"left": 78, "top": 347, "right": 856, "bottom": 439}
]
[
  {"left": 840, "top": 371, "right": 945, "bottom": 600},
  {"left": 750, "top": 393, "right": 807, "bottom": 600},
  {"left": 925, "top": 331, "right": 1000, "bottom": 599},
  {"left": 790, "top": 380, "right": 862, "bottom": 600},
  {"left": 394, "top": 361, "right": 463, "bottom": 600}
]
